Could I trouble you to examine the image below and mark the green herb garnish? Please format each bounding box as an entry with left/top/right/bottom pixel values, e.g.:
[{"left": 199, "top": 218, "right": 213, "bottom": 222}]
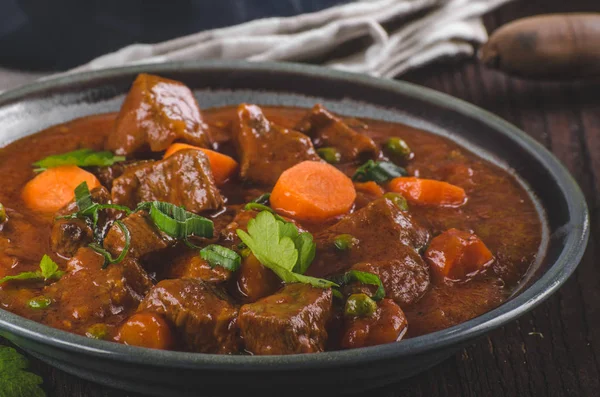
[
  {"left": 85, "top": 324, "right": 109, "bottom": 340},
  {"left": 0, "top": 203, "right": 6, "bottom": 224},
  {"left": 251, "top": 193, "right": 271, "bottom": 205},
  {"left": 352, "top": 160, "right": 407, "bottom": 183},
  {"left": 0, "top": 255, "right": 64, "bottom": 285},
  {"left": 200, "top": 245, "right": 242, "bottom": 271},
  {"left": 89, "top": 220, "right": 131, "bottom": 269},
  {"left": 317, "top": 147, "right": 342, "bottom": 164},
  {"left": 244, "top": 203, "right": 273, "bottom": 213},
  {"left": 28, "top": 297, "right": 52, "bottom": 309},
  {"left": 136, "top": 201, "right": 214, "bottom": 242},
  {"left": 0, "top": 346, "right": 45, "bottom": 397},
  {"left": 33, "top": 148, "right": 125, "bottom": 172},
  {"left": 236, "top": 211, "right": 334, "bottom": 289},
  {"left": 329, "top": 270, "right": 385, "bottom": 301},
  {"left": 61, "top": 182, "right": 132, "bottom": 242}
]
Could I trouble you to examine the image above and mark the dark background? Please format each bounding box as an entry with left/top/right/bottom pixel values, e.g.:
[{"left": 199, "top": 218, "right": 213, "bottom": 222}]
[{"left": 1, "top": 0, "right": 600, "bottom": 396}]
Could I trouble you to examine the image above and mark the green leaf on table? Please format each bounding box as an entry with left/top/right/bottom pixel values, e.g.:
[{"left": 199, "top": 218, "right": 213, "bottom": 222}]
[{"left": 0, "top": 346, "right": 45, "bottom": 397}]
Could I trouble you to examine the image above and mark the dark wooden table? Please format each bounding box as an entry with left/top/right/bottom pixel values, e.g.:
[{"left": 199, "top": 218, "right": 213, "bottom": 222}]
[{"left": 1, "top": 1, "right": 600, "bottom": 396}]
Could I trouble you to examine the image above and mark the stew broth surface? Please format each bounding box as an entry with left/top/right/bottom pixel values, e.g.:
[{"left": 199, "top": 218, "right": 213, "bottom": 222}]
[{"left": 0, "top": 103, "right": 543, "bottom": 348}]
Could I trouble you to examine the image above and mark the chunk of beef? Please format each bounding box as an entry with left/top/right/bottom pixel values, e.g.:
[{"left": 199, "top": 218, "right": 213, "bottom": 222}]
[
  {"left": 163, "top": 249, "right": 231, "bottom": 283},
  {"left": 43, "top": 247, "right": 153, "bottom": 333},
  {"left": 103, "top": 211, "right": 174, "bottom": 260},
  {"left": 296, "top": 104, "right": 379, "bottom": 162},
  {"left": 233, "top": 254, "right": 281, "bottom": 303},
  {"left": 51, "top": 187, "right": 124, "bottom": 258},
  {"left": 138, "top": 278, "right": 240, "bottom": 353},
  {"left": 106, "top": 73, "right": 211, "bottom": 156},
  {"left": 239, "top": 284, "right": 332, "bottom": 355},
  {"left": 341, "top": 299, "right": 407, "bottom": 349},
  {"left": 111, "top": 149, "right": 223, "bottom": 212},
  {"left": 309, "top": 197, "right": 430, "bottom": 278},
  {"left": 232, "top": 104, "right": 320, "bottom": 186},
  {"left": 404, "top": 278, "right": 506, "bottom": 337},
  {"left": 351, "top": 257, "right": 430, "bottom": 307},
  {"left": 88, "top": 160, "right": 152, "bottom": 190}
]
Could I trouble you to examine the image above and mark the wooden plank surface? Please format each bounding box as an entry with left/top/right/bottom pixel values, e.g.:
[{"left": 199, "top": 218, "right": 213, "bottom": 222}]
[{"left": 1, "top": 0, "right": 600, "bottom": 395}]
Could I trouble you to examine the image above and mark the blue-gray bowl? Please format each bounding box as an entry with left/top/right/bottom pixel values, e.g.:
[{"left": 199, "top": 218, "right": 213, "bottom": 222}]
[{"left": 0, "top": 61, "right": 589, "bottom": 396}]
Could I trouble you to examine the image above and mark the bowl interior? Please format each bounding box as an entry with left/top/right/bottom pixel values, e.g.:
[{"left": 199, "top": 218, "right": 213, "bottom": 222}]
[{"left": 0, "top": 62, "right": 588, "bottom": 369}]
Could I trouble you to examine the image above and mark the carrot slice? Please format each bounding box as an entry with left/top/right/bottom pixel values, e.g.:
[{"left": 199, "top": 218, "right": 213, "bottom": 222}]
[
  {"left": 163, "top": 143, "right": 238, "bottom": 185},
  {"left": 386, "top": 177, "right": 466, "bottom": 207},
  {"left": 354, "top": 181, "right": 384, "bottom": 198},
  {"left": 22, "top": 166, "right": 101, "bottom": 213},
  {"left": 116, "top": 312, "right": 174, "bottom": 350},
  {"left": 425, "top": 228, "right": 494, "bottom": 281},
  {"left": 271, "top": 161, "right": 356, "bottom": 222}
]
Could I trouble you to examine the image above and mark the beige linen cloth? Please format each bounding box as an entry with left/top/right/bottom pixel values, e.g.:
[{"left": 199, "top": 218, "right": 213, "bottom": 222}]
[{"left": 64, "top": 0, "right": 512, "bottom": 78}]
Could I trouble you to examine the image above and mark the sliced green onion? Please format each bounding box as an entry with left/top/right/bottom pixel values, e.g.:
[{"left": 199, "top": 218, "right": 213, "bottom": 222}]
[
  {"left": 200, "top": 245, "right": 242, "bottom": 271},
  {"left": 0, "top": 203, "right": 6, "bottom": 224},
  {"left": 251, "top": 193, "right": 271, "bottom": 205},
  {"left": 244, "top": 203, "right": 273, "bottom": 213},
  {"left": 352, "top": 160, "right": 407, "bottom": 183},
  {"left": 333, "top": 234, "right": 358, "bottom": 251},
  {"left": 85, "top": 324, "right": 109, "bottom": 340},
  {"left": 89, "top": 220, "right": 131, "bottom": 268},
  {"left": 138, "top": 201, "right": 214, "bottom": 240},
  {"left": 383, "top": 192, "right": 409, "bottom": 211},
  {"left": 317, "top": 147, "right": 341, "bottom": 164},
  {"left": 74, "top": 182, "right": 94, "bottom": 212},
  {"left": 345, "top": 293, "right": 377, "bottom": 317},
  {"left": 329, "top": 270, "right": 385, "bottom": 301},
  {"left": 33, "top": 148, "right": 125, "bottom": 172},
  {"left": 28, "top": 297, "right": 52, "bottom": 309},
  {"left": 384, "top": 137, "right": 411, "bottom": 158}
]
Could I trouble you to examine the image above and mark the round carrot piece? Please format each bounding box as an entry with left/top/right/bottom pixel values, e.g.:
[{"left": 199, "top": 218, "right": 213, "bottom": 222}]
[
  {"left": 116, "top": 312, "right": 174, "bottom": 350},
  {"left": 163, "top": 143, "right": 238, "bottom": 185},
  {"left": 386, "top": 177, "right": 466, "bottom": 207},
  {"left": 22, "top": 166, "right": 101, "bottom": 213},
  {"left": 271, "top": 161, "right": 356, "bottom": 222},
  {"left": 354, "top": 181, "right": 385, "bottom": 198}
]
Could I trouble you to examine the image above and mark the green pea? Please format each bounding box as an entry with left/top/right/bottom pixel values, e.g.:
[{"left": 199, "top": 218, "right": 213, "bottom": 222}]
[
  {"left": 317, "top": 147, "right": 342, "bottom": 164},
  {"left": 385, "top": 137, "right": 411, "bottom": 158},
  {"left": 85, "top": 323, "right": 109, "bottom": 340},
  {"left": 333, "top": 234, "right": 358, "bottom": 251},
  {"left": 345, "top": 293, "right": 378, "bottom": 317},
  {"left": 28, "top": 296, "right": 52, "bottom": 309},
  {"left": 0, "top": 203, "right": 5, "bottom": 224},
  {"left": 383, "top": 192, "right": 409, "bottom": 211}
]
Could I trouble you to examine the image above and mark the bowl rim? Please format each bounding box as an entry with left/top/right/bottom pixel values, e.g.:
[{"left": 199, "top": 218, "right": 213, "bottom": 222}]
[{"left": 0, "top": 60, "right": 589, "bottom": 370}]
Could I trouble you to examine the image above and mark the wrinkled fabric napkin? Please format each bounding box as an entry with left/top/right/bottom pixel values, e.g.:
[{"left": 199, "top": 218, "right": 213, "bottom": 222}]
[{"left": 68, "top": 0, "right": 512, "bottom": 78}]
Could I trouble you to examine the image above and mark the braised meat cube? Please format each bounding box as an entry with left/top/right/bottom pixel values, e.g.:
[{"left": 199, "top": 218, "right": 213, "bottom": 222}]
[
  {"left": 351, "top": 257, "right": 430, "bottom": 307},
  {"left": 106, "top": 73, "right": 211, "bottom": 156},
  {"left": 88, "top": 160, "right": 152, "bottom": 190},
  {"left": 341, "top": 299, "right": 407, "bottom": 349},
  {"left": 232, "top": 104, "right": 320, "bottom": 186},
  {"left": 163, "top": 249, "right": 232, "bottom": 283},
  {"left": 51, "top": 186, "right": 124, "bottom": 258},
  {"left": 308, "top": 197, "right": 430, "bottom": 277},
  {"left": 233, "top": 254, "right": 281, "bottom": 303},
  {"left": 103, "top": 211, "right": 174, "bottom": 260},
  {"left": 111, "top": 149, "right": 224, "bottom": 212},
  {"left": 239, "top": 284, "right": 333, "bottom": 355},
  {"left": 138, "top": 278, "right": 240, "bottom": 353},
  {"left": 43, "top": 247, "right": 153, "bottom": 333},
  {"left": 296, "top": 104, "right": 379, "bottom": 162}
]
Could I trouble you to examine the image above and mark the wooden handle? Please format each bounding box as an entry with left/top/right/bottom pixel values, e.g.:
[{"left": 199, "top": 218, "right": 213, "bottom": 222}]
[{"left": 479, "top": 13, "right": 600, "bottom": 80}]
